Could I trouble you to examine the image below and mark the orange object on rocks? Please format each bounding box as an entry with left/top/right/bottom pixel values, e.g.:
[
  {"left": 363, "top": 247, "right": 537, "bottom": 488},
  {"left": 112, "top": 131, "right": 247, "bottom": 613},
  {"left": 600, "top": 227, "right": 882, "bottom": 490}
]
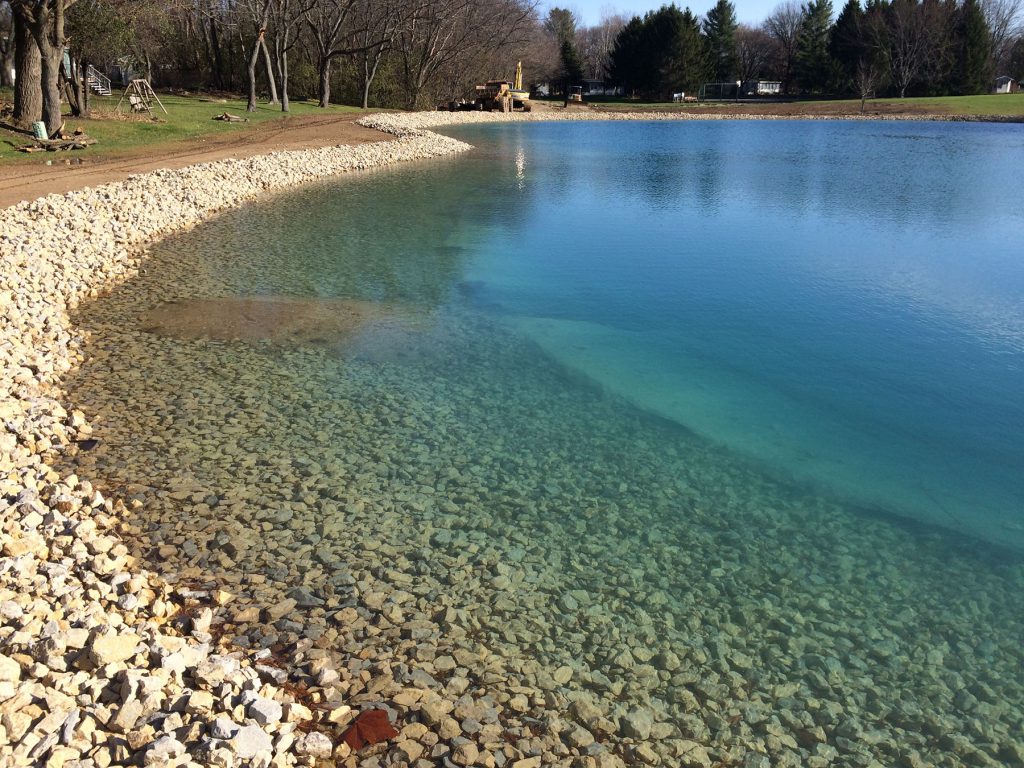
[{"left": 341, "top": 709, "right": 398, "bottom": 750}]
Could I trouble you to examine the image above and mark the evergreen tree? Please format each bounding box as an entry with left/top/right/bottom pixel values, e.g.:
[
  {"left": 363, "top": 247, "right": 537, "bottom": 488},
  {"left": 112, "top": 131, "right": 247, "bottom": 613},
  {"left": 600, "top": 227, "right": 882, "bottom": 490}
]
[
  {"left": 560, "top": 37, "right": 585, "bottom": 89},
  {"left": 829, "top": 0, "right": 865, "bottom": 92},
  {"left": 954, "top": 0, "right": 993, "bottom": 93},
  {"left": 607, "top": 5, "right": 706, "bottom": 98},
  {"left": 703, "top": 0, "right": 739, "bottom": 81},
  {"left": 607, "top": 15, "right": 647, "bottom": 93},
  {"left": 666, "top": 6, "right": 709, "bottom": 94},
  {"left": 794, "top": 0, "right": 837, "bottom": 92},
  {"left": 545, "top": 8, "right": 579, "bottom": 45}
]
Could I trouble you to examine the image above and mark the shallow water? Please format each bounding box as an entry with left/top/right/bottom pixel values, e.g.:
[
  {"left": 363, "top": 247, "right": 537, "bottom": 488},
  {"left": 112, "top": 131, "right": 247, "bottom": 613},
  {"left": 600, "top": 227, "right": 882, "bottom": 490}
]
[{"left": 62, "top": 120, "right": 1024, "bottom": 765}]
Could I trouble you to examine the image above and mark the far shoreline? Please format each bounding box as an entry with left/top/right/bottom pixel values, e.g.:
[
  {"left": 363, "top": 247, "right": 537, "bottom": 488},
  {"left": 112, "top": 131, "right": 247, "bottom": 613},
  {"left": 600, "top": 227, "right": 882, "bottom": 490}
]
[{"left": 2, "top": 103, "right": 1021, "bottom": 210}]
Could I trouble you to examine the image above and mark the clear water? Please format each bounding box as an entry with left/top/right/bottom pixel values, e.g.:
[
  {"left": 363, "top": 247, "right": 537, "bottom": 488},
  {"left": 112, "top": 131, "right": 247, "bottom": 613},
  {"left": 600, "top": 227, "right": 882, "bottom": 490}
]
[
  {"left": 63, "top": 120, "right": 1024, "bottom": 763},
  {"left": 443, "top": 120, "right": 1024, "bottom": 548}
]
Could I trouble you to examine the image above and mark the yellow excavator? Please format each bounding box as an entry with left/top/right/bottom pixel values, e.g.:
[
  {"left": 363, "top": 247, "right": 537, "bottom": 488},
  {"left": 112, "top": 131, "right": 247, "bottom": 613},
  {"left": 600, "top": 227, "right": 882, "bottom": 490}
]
[{"left": 510, "top": 61, "right": 530, "bottom": 104}]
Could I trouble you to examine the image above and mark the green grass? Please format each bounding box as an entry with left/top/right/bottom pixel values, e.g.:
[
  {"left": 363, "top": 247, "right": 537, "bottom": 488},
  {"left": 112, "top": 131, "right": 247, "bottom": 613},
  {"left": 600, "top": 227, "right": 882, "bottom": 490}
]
[
  {"left": 857, "top": 93, "right": 1024, "bottom": 115},
  {"left": 0, "top": 91, "right": 365, "bottom": 162},
  {"left": 589, "top": 92, "right": 1024, "bottom": 116}
]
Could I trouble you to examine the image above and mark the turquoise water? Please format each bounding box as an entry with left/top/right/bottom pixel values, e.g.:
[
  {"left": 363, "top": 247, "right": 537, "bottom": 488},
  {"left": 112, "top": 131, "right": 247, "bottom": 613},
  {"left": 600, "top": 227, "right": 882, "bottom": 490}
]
[
  {"left": 63, "top": 119, "right": 1024, "bottom": 764},
  {"left": 113, "top": 118, "right": 1024, "bottom": 547},
  {"left": 444, "top": 120, "right": 1024, "bottom": 547}
]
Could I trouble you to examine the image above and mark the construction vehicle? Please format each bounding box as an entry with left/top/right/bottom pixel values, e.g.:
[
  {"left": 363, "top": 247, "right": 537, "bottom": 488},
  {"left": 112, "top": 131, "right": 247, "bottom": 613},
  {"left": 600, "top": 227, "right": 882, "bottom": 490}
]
[
  {"left": 472, "top": 61, "right": 531, "bottom": 112},
  {"left": 564, "top": 85, "right": 585, "bottom": 108}
]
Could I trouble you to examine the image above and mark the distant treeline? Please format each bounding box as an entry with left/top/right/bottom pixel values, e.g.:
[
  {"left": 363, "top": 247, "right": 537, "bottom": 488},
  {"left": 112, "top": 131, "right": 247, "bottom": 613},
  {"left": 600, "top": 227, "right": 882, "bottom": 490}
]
[
  {"left": 605, "top": 0, "right": 1023, "bottom": 99},
  {"left": 1, "top": 0, "right": 1021, "bottom": 132}
]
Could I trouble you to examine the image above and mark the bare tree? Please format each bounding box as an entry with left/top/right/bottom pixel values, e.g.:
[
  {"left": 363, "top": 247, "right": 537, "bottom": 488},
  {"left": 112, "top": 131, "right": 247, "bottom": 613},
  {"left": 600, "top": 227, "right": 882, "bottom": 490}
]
[
  {"left": 241, "top": 0, "right": 273, "bottom": 111},
  {"left": 736, "top": 23, "right": 773, "bottom": 81},
  {"left": 764, "top": 0, "right": 801, "bottom": 92},
  {"left": 578, "top": 10, "right": 625, "bottom": 80},
  {"left": 269, "top": 0, "right": 312, "bottom": 111},
  {"left": 869, "top": 0, "right": 949, "bottom": 98},
  {"left": 306, "top": 0, "right": 359, "bottom": 107},
  {"left": 125, "top": 0, "right": 178, "bottom": 84},
  {"left": 356, "top": 0, "right": 401, "bottom": 108},
  {"left": 398, "top": 0, "right": 536, "bottom": 109},
  {"left": 981, "top": 0, "right": 1023, "bottom": 70},
  {"left": 855, "top": 54, "right": 885, "bottom": 110}
]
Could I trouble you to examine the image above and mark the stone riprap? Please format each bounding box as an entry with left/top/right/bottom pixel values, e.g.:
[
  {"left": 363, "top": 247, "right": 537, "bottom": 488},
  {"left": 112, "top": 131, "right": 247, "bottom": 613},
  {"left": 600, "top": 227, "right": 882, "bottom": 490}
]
[
  {"left": 357, "top": 107, "right": 1011, "bottom": 134},
  {"left": 3, "top": 109, "right": 1024, "bottom": 768}
]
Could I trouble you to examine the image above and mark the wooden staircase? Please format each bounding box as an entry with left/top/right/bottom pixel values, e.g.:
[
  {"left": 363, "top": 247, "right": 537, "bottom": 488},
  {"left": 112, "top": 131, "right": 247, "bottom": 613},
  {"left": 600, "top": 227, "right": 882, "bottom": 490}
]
[{"left": 86, "top": 65, "right": 112, "bottom": 97}]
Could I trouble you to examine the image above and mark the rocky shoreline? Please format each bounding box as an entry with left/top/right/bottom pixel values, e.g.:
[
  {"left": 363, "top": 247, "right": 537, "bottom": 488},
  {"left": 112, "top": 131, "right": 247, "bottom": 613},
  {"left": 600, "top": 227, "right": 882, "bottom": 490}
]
[
  {"left": 2, "top": 111, "right": 1023, "bottom": 768},
  {"left": 0, "top": 125, "right": 482, "bottom": 768}
]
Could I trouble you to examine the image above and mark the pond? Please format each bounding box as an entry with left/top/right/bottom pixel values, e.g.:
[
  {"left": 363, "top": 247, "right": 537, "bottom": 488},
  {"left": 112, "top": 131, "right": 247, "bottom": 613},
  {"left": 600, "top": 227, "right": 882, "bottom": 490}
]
[{"left": 65, "top": 119, "right": 1024, "bottom": 766}]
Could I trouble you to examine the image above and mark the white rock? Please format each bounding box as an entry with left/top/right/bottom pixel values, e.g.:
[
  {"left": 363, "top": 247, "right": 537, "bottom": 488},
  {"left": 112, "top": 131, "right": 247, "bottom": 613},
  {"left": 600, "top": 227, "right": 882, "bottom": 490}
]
[
  {"left": 295, "top": 732, "right": 333, "bottom": 758},
  {"left": 0, "top": 654, "right": 21, "bottom": 682}
]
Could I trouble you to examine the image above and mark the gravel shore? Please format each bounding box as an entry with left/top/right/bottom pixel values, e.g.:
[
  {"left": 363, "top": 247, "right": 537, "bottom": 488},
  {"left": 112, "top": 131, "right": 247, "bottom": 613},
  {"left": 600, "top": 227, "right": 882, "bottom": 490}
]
[
  {"left": 2, "top": 111, "right": 1023, "bottom": 768},
  {"left": 0, "top": 125, "right": 475, "bottom": 768}
]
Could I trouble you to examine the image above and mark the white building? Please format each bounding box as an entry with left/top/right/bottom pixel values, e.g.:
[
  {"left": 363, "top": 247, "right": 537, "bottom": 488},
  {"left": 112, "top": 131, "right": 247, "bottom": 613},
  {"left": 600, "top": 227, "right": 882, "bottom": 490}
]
[{"left": 994, "top": 75, "right": 1018, "bottom": 94}]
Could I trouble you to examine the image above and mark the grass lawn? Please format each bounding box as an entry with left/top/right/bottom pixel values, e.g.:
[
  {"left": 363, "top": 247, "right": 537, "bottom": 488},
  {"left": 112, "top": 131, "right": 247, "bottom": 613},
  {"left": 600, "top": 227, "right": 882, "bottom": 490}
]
[
  {"left": 0, "top": 90, "right": 366, "bottom": 162},
  {"left": 589, "top": 92, "right": 1024, "bottom": 116},
  {"left": 827, "top": 93, "right": 1024, "bottom": 115}
]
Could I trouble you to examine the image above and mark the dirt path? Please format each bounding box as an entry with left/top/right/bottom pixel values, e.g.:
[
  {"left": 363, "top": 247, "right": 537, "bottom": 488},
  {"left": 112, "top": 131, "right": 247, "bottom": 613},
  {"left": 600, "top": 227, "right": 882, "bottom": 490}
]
[{"left": 0, "top": 112, "right": 387, "bottom": 209}]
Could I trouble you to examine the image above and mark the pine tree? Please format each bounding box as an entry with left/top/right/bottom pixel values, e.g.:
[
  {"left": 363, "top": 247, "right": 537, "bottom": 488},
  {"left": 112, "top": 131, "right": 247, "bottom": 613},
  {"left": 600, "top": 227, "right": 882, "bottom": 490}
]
[
  {"left": 794, "top": 0, "right": 837, "bottom": 93},
  {"left": 607, "top": 16, "right": 646, "bottom": 94},
  {"left": 671, "top": 7, "right": 709, "bottom": 94},
  {"left": 607, "top": 5, "right": 707, "bottom": 98},
  {"left": 703, "top": 0, "right": 739, "bottom": 81},
  {"left": 954, "top": 0, "right": 993, "bottom": 94},
  {"left": 829, "top": 0, "right": 865, "bottom": 93},
  {"left": 560, "top": 38, "right": 585, "bottom": 90}
]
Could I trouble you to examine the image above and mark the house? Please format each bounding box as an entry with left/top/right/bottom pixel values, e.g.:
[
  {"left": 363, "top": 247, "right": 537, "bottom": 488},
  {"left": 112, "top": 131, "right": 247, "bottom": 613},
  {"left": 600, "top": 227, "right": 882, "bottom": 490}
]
[
  {"left": 582, "top": 79, "right": 623, "bottom": 97},
  {"left": 994, "top": 75, "right": 1018, "bottom": 94},
  {"left": 742, "top": 80, "right": 782, "bottom": 96}
]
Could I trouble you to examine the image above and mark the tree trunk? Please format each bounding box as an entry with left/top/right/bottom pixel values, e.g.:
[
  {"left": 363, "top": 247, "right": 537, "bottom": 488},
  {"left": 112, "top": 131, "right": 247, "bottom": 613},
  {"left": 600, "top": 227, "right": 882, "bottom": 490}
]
[
  {"left": 82, "top": 59, "right": 90, "bottom": 118},
  {"left": 318, "top": 56, "right": 331, "bottom": 108},
  {"left": 246, "top": 33, "right": 262, "bottom": 112},
  {"left": 23, "top": 0, "right": 72, "bottom": 136},
  {"left": 260, "top": 38, "right": 278, "bottom": 104},
  {"left": 362, "top": 74, "right": 372, "bottom": 109},
  {"left": 39, "top": 45, "right": 63, "bottom": 135},
  {"left": 207, "top": 14, "right": 224, "bottom": 90},
  {"left": 362, "top": 49, "right": 385, "bottom": 110},
  {"left": 12, "top": 11, "right": 42, "bottom": 128},
  {"left": 275, "top": 47, "right": 289, "bottom": 112},
  {"left": 0, "top": 34, "right": 14, "bottom": 88},
  {"left": 67, "top": 57, "right": 83, "bottom": 117}
]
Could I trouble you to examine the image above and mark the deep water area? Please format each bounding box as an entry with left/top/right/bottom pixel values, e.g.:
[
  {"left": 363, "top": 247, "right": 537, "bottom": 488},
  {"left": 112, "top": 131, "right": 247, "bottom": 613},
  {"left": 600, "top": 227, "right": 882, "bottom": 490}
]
[{"left": 61, "top": 121, "right": 1024, "bottom": 767}]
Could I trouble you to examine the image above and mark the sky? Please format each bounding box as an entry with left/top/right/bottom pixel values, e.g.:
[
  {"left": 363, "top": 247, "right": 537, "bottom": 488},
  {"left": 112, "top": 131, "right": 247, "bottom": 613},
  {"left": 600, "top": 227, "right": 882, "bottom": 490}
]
[{"left": 559, "top": 0, "right": 782, "bottom": 27}]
